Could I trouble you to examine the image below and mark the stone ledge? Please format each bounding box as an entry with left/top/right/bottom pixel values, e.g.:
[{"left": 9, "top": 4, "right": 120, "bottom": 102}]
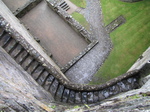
[
  {"left": 61, "top": 40, "right": 98, "bottom": 72},
  {"left": 105, "top": 15, "right": 126, "bottom": 34},
  {"left": 120, "top": 0, "right": 143, "bottom": 2}
]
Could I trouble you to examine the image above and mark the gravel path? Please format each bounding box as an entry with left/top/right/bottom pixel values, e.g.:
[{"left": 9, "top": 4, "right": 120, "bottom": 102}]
[{"left": 65, "top": 0, "right": 112, "bottom": 84}]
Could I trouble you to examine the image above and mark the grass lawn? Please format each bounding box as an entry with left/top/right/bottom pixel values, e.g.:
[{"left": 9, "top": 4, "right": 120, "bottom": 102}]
[
  {"left": 69, "top": 0, "right": 86, "bottom": 8},
  {"left": 71, "top": 12, "right": 90, "bottom": 30},
  {"left": 90, "top": 0, "right": 150, "bottom": 85}
]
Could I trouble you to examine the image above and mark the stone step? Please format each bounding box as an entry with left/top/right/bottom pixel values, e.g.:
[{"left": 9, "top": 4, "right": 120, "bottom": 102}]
[
  {"left": 49, "top": 79, "right": 59, "bottom": 97},
  {"left": 43, "top": 75, "right": 55, "bottom": 91},
  {"left": 0, "top": 28, "right": 4, "bottom": 36},
  {"left": 55, "top": 84, "right": 65, "bottom": 101},
  {"left": 75, "top": 92, "right": 82, "bottom": 104},
  {"left": 15, "top": 50, "right": 28, "bottom": 64},
  {"left": 62, "top": 88, "right": 70, "bottom": 102},
  {"left": 19, "top": 53, "right": 30, "bottom": 65},
  {"left": 21, "top": 55, "right": 34, "bottom": 70},
  {"left": 61, "top": 3, "right": 67, "bottom": 8},
  {"left": 31, "top": 65, "right": 44, "bottom": 80},
  {"left": 93, "top": 91, "right": 99, "bottom": 103},
  {"left": 59, "top": 1, "right": 70, "bottom": 11},
  {"left": 9, "top": 44, "right": 23, "bottom": 58},
  {"left": 37, "top": 70, "right": 49, "bottom": 86},
  {"left": 98, "top": 90, "right": 105, "bottom": 101},
  {"left": 59, "top": 1, "right": 66, "bottom": 7},
  {"left": 63, "top": 5, "right": 70, "bottom": 11},
  {"left": 87, "top": 92, "right": 94, "bottom": 104},
  {"left": 27, "top": 60, "right": 39, "bottom": 74},
  {"left": 65, "top": 7, "right": 70, "bottom": 11},
  {"left": 68, "top": 90, "right": 75, "bottom": 103},
  {"left": 4, "top": 39, "right": 17, "bottom": 53},
  {"left": 0, "top": 33, "right": 11, "bottom": 47},
  {"left": 82, "top": 92, "right": 88, "bottom": 104}
]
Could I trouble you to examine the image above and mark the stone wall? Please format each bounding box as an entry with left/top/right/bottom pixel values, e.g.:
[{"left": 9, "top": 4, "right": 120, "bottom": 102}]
[
  {"left": 0, "top": 0, "right": 149, "bottom": 104},
  {"left": 46, "top": 0, "right": 99, "bottom": 72},
  {"left": 0, "top": 47, "right": 54, "bottom": 112},
  {"left": 0, "top": 15, "right": 141, "bottom": 104},
  {"left": 120, "top": 0, "right": 143, "bottom": 2},
  {"left": 66, "top": 74, "right": 150, "bottom": 111},
  {"left": 128, "top": 47, "right": 150, "bottom": 72},
  {"left": 105, "top": 15, "right": 126, "bottom": 34}
]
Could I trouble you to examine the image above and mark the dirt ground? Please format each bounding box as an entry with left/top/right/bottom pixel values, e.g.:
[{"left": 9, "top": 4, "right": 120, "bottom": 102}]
[{"left": 20, "top": 1, "right": 88, "bottom": 67}]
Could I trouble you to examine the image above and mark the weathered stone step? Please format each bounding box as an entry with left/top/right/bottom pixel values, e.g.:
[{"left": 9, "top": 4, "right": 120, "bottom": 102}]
[
  {"left": 0, "top": 27, "right": 4, "bottom": 36},
  {"left": 27, "top": 60, "right": 39, "bottom": 74},
  {"left": 55, "top": 84, "right": 64, "bottom": 101},
  {"left": 43, "top": 75, "right": 55, "bottom": 91},
  {"left": 0, "top": 33, "right": 11, "bottom": 47},
  {"left": 49, "top": 79, "right": 59, "bottom": 97},
  {"left": 59, "top": 1, "right": 70, "bottom": 11},
  {"left": 60, "top": 2, "right": 67, "bottom": 7},
  {"left": 93, "top": 91, "right": 99, "bottom": 103},
  {"left": 37, "top": 70, "right": 49, "bottom": 85},
  {"left": 68, "top": 90, "right": 75, "bottom": 103},
  {"left": 32, "top": 65, "right": 44, "bottom": 80},
  {"left": 21, "top": 55, "right": 34, "bottom": 70},
  {"left": 0, "top": 29, "right": 139, "bottom": 104},
  {"left": 15, "top": 50, "right": 27, "bottom": 63},
  {"left": 82, "top": 92, "right": 88, "bottom": 104},
  {"left": 63, "top": 5, "right": 70, "bottom": 11},
  {"left": 9, "top": 43, "right": 20, "bottom": 56},
  {"left": 4, "top": 39, "right": 17, "bottom": 53},
  {"left": 65, "top": 7, "right": 70, "bottom": 11},
  {"left": 59, "top": 1, "right": 66, "bottom": 6},
  {"left": 62, "top": 88, "right": 70, "bottom": 102},
  {"left": 87, "top": 92, "right": 94, "bottom": 104},
  {"left": 75, "top": 92, "right": 82, "bottom": 104}
]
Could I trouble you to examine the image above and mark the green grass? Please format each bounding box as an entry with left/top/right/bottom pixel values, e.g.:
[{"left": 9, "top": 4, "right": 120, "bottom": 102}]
[
  {"left": 90, "top": 0, "right": 150, "bottom": 85},
  {"left": 71, "top": 12, "right": 90, "bottom": 31},
  {"left": 70, "top": 0, "right": 86, "bottom": 8}
]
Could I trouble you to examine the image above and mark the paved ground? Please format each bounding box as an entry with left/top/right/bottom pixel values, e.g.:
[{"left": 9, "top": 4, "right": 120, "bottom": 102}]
[
  {"left": 2, "top": 0, "right": 29, "bottom": 12},
  {"left": 65, "top": 0, "right": 112, "bottom": 84},
  {"left": 21, "top": 1, "right": 88, "bottom": 67}
]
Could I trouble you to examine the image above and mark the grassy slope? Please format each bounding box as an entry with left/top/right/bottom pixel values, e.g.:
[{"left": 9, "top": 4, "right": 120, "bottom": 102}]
[
  {"left": 90, "top": 0, "right": 150, "bottom": 84},
  {"left": 70, "top": 0, "right": 86, "bottom": 8},
  {"left": 70, "top": 0, "right": 90, "bottom": 30},
  {"left": 71, "top": 12, "right": 90, "bottom": 30}
]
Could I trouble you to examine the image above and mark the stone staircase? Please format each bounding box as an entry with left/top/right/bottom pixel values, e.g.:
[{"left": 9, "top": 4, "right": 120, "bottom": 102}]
[
  {"left": 0, "top": 0, "right": 141, "bottom": 104},
  {"left": 58, "top": 1, "right": 70, "bottom": 11},
  {"left": 0, "top": 28, "right": 139, "bottom": 104}
]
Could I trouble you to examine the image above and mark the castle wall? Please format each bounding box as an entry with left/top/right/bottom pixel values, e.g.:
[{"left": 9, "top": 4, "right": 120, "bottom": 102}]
[
  {"left": 0, "top": 0, "right": 149, "bottom": 104},
  {"left": 128, "top": 47, "right": 150, "bottom": 72},
  {"left": 0, "top": 0, "right": 69, "bottom": 81}
]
